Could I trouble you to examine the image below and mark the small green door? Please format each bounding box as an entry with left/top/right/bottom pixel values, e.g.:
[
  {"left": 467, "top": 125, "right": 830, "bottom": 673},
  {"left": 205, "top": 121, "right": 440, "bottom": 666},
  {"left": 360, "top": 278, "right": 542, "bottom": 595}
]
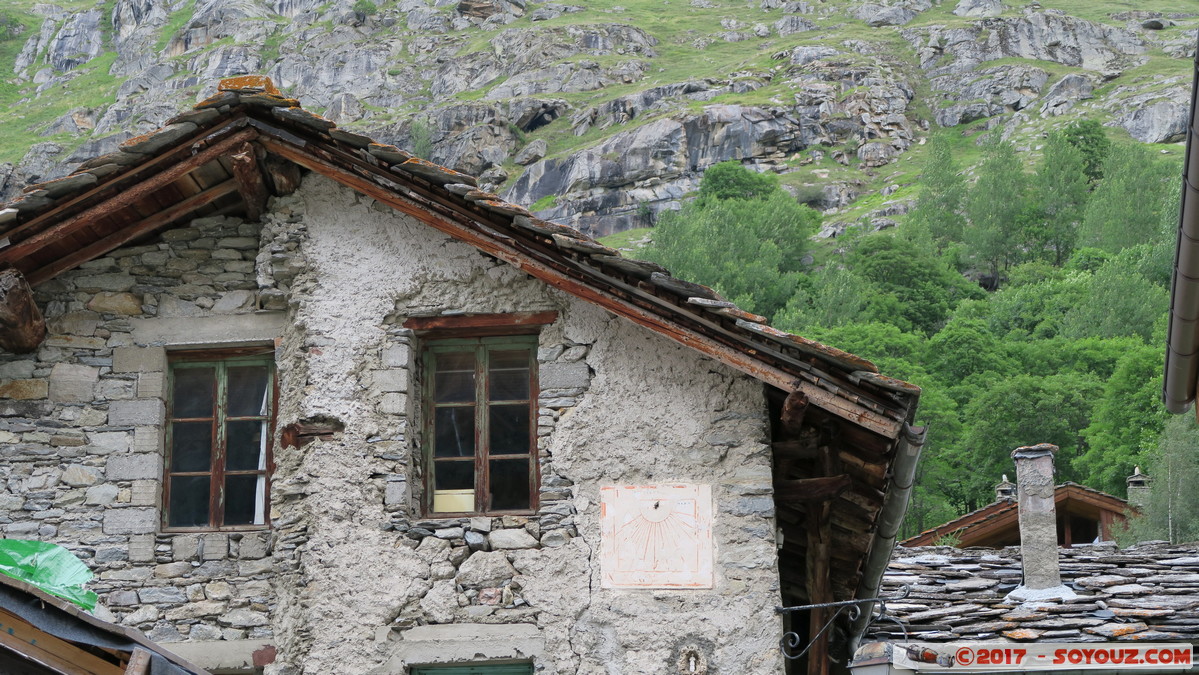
[{"left": 411, "top": 665, "right": 533, "bottom": 675}]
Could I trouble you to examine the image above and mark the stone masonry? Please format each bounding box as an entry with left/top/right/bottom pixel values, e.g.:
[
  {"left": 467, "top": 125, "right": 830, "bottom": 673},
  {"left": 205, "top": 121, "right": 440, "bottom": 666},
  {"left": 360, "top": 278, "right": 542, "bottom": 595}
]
[{"left": 0, "top": 173, "right": 786, "bottom": 673}]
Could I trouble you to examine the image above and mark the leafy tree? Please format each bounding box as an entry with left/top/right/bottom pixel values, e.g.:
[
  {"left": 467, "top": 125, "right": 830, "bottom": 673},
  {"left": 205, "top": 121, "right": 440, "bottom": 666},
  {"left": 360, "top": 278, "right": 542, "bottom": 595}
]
[
  {"left": 846, "top": 235, "right": 984, "bottom": 334},
  {"left": 643, "top": 165, "right": 818, "bottom": 319},
  {"left": 924, "top": 317, "right": 1016, "bottom": 382},
  {"left": 965, "top": 135, "right": 1027, "bottom": 284},
  {"left": 774, "top": 267, "right": 873, "bottom": 331},
  {"left": 1028, "top": 131, "right": 1090, "bottom": 264},
  {"left": 698, "top": 161, "right": 780, "bottom": 201},
  {"left": 956, "top": 372, "right": 1101, "bottom": 509},
  {"left": 1078, "top": 144, "right": 1175, "bottom": 253},
  {"left": 909, "top": 134, "right": 967, "bottom": 251},
  {"left": 1076, "top": 344, "right": 1167, "bottom": 494},
  {"left": 1061, "top": 120, "right": 1111, "bottom": 184},
  {"left": 1059, "top": 259, "right": 1168, "bottom": 342},
  {"left": 409, "top": 118, "right": 435, "bottom": 159},
  {"left": 1119, "top": 415, "right": 1199, "bottom": 545}
]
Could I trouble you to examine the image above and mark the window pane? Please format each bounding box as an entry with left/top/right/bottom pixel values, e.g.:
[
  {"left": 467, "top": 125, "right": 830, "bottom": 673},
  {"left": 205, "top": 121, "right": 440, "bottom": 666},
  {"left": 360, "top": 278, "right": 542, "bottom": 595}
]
[
  {"left": 169, "top": 475, "right": 210, "bottom": 527},
  {"left": 434, "top": 460, "right": 474, "bottom": 490},
  {"left": 227, "top": 420, "right": 266, "bottom": 471},
  {"left": 227, "top": 366, "right": 270, "bottom": 416},
  {"left": 489, "top": 404, "right": 530, "bottom": 455},
  {"left": 434, "top": 352, "right": 475, "bottom": 403},
  {"left": 171, "top": 422, "right": 212, "bottom": 472},
  {"left": 173, "top": 367, "right": 214, "bottom": 418},
  {"left": 434, "top": 407, "right": 475, "bottom": 458},
  {"left": 488, "top": 351, "right": 529, "bottom": 401},
  {"left": 224, "top": 475, "right": 265, "bottom": 526},
  {"left": 489, "top": 459, "right": 530, "bottom": 511}
]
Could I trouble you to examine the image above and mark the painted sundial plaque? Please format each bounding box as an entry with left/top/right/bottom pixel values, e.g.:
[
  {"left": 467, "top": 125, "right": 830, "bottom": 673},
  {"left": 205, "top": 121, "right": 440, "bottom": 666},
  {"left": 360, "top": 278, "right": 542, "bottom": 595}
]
[{"left": 599, "top": 484, "right": 713, "bottom": 589}]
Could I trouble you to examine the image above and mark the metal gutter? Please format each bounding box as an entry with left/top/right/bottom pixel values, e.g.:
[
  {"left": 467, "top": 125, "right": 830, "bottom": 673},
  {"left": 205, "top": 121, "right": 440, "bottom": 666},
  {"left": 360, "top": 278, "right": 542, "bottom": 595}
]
[
  {"left": 1163, "top": 32, "right": 1199, "bottom": 414},
  {"left": 848, "top": 419, "right": 927, "bottom": 653}
]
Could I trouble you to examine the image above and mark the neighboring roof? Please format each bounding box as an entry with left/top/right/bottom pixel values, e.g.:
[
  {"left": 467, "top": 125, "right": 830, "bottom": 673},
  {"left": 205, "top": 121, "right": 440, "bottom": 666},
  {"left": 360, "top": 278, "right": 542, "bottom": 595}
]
[
  {"left": 868, "top": 541, "right": 1199, "bottom": 644},
  {"left": 0, "top": 76, "right": 924, "bottom": 620},
  {"left": 901, "top": 483, "right": 1132, "bottom": 548},
  {"left": 1163, "top": 34, "right": 1199, "bottom": 414},
  {"left": 0, "top": 570, "right": 211, "bottom": 675}
]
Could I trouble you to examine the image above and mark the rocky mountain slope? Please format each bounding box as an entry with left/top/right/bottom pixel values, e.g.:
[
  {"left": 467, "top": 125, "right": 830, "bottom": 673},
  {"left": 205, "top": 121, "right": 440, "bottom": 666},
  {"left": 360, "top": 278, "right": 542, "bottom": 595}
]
[{"left": 0, "top": 0, "right": 1194, "bottom": 238}]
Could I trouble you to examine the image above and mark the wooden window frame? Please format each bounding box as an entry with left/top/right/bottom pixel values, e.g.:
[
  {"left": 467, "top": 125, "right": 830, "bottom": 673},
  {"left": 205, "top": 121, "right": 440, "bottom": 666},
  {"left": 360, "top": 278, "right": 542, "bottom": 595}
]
[
  {"left": 163, "top": 347, "right": 277, "bottom": 532},
  {"left": 420, "top": 335, "right": 540, "bottom": 518}
]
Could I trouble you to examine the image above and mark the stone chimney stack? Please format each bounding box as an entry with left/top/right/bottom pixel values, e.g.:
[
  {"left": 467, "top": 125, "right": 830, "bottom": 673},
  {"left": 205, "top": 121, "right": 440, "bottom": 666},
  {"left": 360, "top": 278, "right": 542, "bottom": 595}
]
[
  {"left": 1007, "top": 443, "right": 1075, "bottom": 602},
  {"left": 1126, "top": 466, "right": 1151, "bottom": 508},
  {"left": 995, "top": 474, "right": 1017, "bottom": 502}
]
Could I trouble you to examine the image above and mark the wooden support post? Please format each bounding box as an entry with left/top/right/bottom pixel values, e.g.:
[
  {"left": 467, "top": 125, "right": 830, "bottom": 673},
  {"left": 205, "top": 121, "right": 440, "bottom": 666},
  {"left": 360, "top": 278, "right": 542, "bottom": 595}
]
[
  {"left": 806, "top": 501, "right": 832, "bottom": 675},
  {"left": 230, "top": 142, "right": 269, "bottom": 221},
  {"left": 261, "top": 151, "right": 303, "bottom": 195},
  {"left": 124, "top": 648, "right": 152, "bottom": 675},
  {"left": 0, "top": 269, "right": 46, "bottom": 353}
]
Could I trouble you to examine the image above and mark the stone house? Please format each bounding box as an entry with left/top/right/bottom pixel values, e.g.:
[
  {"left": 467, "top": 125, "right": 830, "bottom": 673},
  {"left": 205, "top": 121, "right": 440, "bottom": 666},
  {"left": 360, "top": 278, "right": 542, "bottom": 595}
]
[{"left": 0, "top": 77, "right": 925, "bottom": 675}]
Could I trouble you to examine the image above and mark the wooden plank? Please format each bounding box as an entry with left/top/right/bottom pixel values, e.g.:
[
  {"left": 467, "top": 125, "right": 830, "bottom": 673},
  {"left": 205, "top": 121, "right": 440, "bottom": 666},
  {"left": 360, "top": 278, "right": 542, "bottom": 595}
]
[
  {"left": 257, "top": 137, "right": 905, "bottom": 437},
  {"left": 774, "top": 475, "right": 852, "bottom": 503},
  {"left": 230, "top": 142, "right": 268, "bottom": 221},
  {"left": 124, "top": 648, "right": 151, "bottom": 675},
  {"left": 1, "top": 119, "right": 248, "bottom": 246},
  {"left": 0, "top": 608, "right": 125, "bottom": 675},
  {"left": 0, "top": 128, "right": 256, "bottom": 271},
  {"left": 403, "top": 311, "right": 558, "bottom": 332},
  {"left": 0, "top": 269, "right": 46, "bottom": 353},
  {"left": 807, "top": 501, "right": 833, "bottom": 675},
  {"left": 27, "top": 179, "right": 239, "bottom": 285},
  {"left": 772, "top": 439, "right": 819, "bottom": 460}
]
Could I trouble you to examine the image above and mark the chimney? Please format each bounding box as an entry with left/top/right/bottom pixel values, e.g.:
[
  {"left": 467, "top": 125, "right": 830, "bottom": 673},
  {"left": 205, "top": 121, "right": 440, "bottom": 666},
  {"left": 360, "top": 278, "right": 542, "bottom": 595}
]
[
  {"left": 1006, "top": 443, "right": 1076, "bottom": 602},
  {"left": 994, "top": 474, "right": 1017, "bottom": 502},
  {"left": 1126, "top": 466, "right": 1151, "bottom": 508}
]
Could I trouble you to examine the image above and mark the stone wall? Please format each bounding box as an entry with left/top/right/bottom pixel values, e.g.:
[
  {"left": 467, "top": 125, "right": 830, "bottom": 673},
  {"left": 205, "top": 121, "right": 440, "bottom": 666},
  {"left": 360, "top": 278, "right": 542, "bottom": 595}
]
[
  {"left": 0, "top": 173, "right": 786, "bottom": 673},
  {"left": 0, "top": 212, "right": 292, "bottom": 650},
  {"left": 265, "top": 175, "right": 785, "bottom": 674}
]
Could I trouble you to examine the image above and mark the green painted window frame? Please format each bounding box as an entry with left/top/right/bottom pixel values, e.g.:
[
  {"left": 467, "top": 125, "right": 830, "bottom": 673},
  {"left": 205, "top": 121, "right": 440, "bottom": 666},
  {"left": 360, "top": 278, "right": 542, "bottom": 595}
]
[
  {"left": 411, "top": 663, "right": 533, "bottom": 674},
  {"left": 421, "top": 335, "right": 539, "bottom": 517},
  {"left": 164, "top": 349, "right": 276, "bottom": 531}
]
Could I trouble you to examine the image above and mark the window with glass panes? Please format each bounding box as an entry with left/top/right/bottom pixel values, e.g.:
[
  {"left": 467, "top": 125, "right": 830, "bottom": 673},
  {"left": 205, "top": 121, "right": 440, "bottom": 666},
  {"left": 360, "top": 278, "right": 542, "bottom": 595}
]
[
  {"left": 165, "top": 351, "right": 275, "bottom": 530},
  {"left": 423, "top": 337, "right": 537, "bottom": 515}
]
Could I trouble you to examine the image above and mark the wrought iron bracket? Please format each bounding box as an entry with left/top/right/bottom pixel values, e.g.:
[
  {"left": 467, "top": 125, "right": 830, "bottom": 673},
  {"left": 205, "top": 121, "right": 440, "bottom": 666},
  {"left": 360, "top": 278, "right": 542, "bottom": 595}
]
[{"left": 775, "top": 586, "right": 911, "bottom": 660}]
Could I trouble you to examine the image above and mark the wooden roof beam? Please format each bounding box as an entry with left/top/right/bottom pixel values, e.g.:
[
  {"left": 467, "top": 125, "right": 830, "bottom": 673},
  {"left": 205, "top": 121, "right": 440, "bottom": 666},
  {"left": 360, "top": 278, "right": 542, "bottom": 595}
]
[
  {"left": 0, "top": 269, "right": 46, "bottom": 353},
  {"left": 774, "top": 475, "right": 853, "bottom": 504},
  {"left": 0, "top": 128, "right": 256, "bottom": 273},
  {"left": 27, "top": 179, "right": 240, "bottom": 286}
]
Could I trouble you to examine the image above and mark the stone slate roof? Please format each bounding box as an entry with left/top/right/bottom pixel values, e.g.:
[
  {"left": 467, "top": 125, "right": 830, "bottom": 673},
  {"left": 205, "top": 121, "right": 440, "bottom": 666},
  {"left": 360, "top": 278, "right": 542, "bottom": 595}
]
[{"left": 867, "top": 542, "right": 1199, "bottom": 644}]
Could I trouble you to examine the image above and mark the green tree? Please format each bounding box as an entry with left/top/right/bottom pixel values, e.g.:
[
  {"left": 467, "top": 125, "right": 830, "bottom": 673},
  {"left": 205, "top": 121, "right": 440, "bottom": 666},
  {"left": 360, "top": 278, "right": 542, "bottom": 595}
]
[
  {"left": 1059, "top": 259, "right": 1168, "bottom": 342},
  {"left": 409, "top": 118, "right": 435, "bottom": 160},
  {"left": 643, "top": 170, "right": 819, "bottom": 319},
  {"left": 774, "top": 267, "right": 873, "bottom": 331},
  {"left": 909, "top": 134, "right": 967, "bottom": 251},
  {"left": 1028, "top": 131, "right": 1090, "bottom": 265},
  {"left": 846, "top": 235, "right": 984, "bottom": 334},
  {"left": 1078, "top": 144, "right": 1175, "bottom": 253},
  {"left": 965, "top": 135, "right": 1027, "bottom": 284},
  {"left": 924, "top": 317, "right": 1016, "bottom": 383},
  {"left": 956, "top": 372, "right": 1101, "bottom": 509},
  {"left": 1120, "top": 415, "right": 1199, "bottom": 544},
  {"left": 698, "top": 161, "right": 780, "bottom": 201},
  {"left": 1061, "top": 119, "right": 1111, "bottom": 184},
  {"left": 1076, "top": 344, "right": 1167, "bottom": 494}
]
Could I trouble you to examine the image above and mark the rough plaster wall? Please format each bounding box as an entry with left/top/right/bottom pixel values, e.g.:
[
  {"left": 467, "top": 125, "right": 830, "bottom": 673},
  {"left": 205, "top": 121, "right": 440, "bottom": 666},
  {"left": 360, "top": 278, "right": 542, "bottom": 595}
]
[{"left": 268, "top": 175, "right": 784, "bottom": 674}]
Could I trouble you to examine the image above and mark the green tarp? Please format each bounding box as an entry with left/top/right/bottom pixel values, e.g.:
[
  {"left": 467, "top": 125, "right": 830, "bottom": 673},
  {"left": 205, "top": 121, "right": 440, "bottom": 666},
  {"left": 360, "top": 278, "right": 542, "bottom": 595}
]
[{"left": 0, "top": 539, "right": 97, "bottom": 611}]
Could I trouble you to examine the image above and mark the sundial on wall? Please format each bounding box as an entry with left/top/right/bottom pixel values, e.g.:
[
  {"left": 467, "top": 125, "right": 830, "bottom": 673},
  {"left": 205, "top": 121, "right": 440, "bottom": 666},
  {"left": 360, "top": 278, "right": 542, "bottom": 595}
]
[{"left": 599, "top": 484, "right": 713, "bottom": 589}]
